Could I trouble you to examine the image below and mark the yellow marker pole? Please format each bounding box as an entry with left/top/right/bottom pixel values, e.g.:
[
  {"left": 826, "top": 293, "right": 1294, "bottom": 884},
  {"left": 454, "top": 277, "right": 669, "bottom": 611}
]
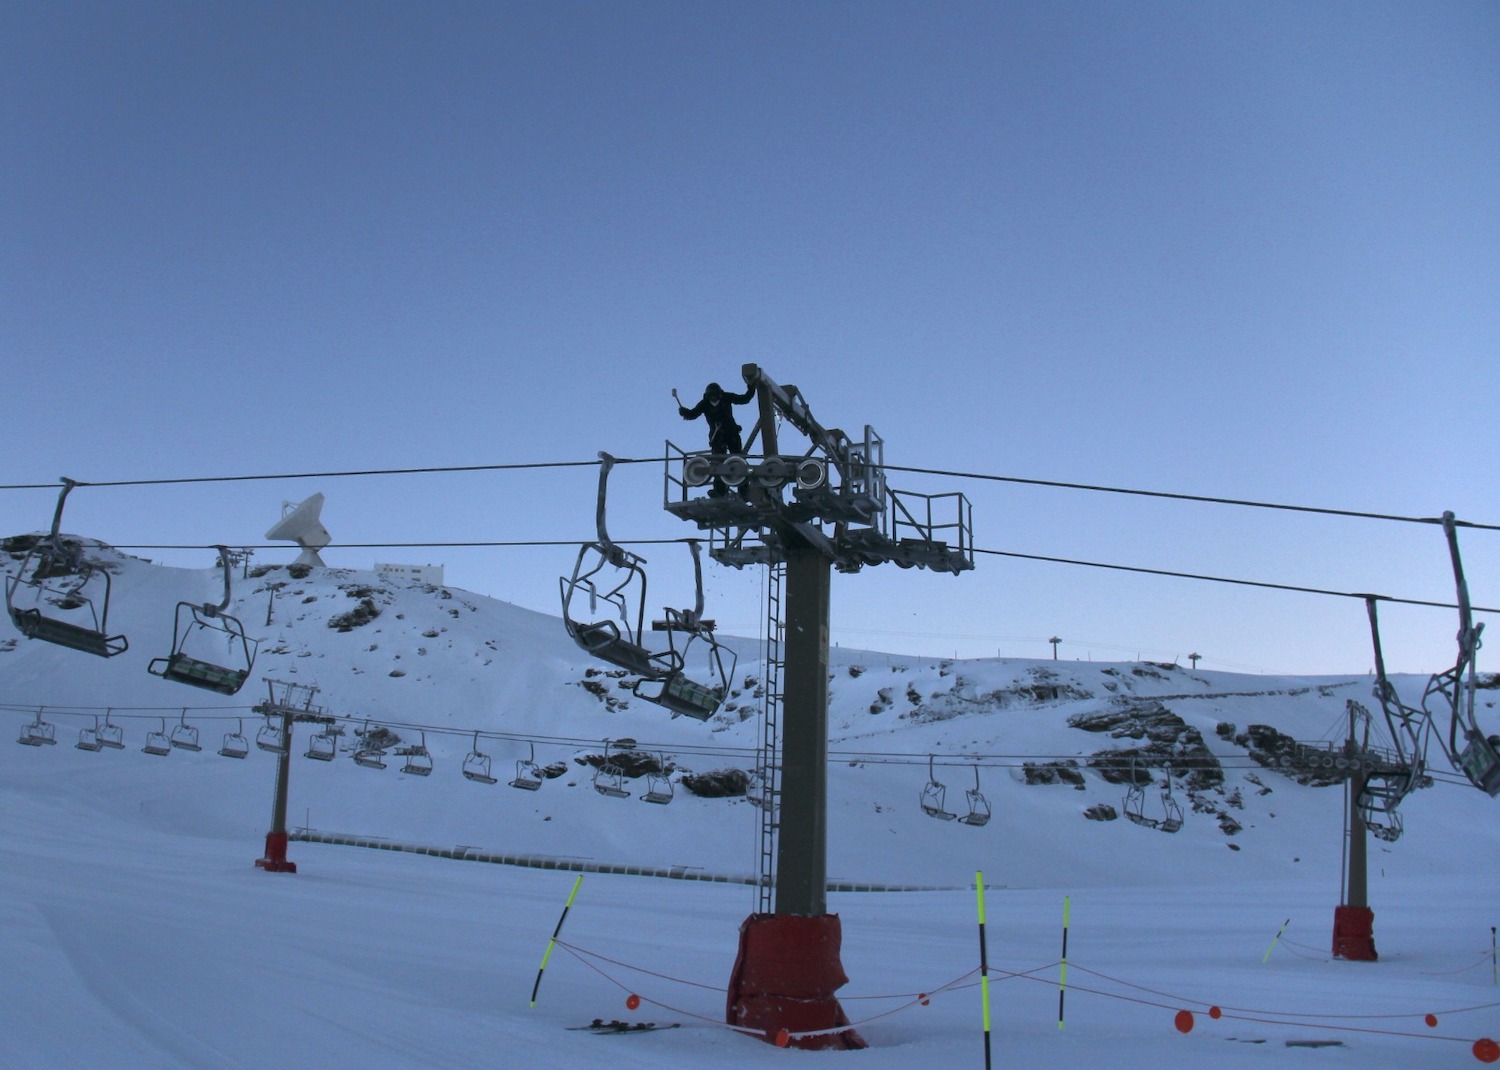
[
  {"left": 976, "top": 871, "right": 992, "bottom": 1070},
  {"left": 530, "top": 874, "right": 584, "bottom": 1007},
  {"left": 1262, "top": 917, "right": 1290, "bottom": 964},
  {"left": 1057, "top": 896, "right": 1071, "bottom": 1030}
]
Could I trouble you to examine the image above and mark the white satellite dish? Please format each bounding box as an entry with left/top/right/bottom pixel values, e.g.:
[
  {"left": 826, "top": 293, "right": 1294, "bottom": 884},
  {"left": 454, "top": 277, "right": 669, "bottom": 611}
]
[{"left": 266, "top": 493, "right": 331, "bottom": 568}]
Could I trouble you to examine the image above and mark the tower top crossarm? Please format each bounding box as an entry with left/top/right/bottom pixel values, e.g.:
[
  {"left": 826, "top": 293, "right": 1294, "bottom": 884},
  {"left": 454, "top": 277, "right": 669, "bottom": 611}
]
[
  {"left": 664, "top": 364, "right": 974, "bottom": 575},
  {"left": 741, "top": 364, "right": 826, "bottom": 453}
]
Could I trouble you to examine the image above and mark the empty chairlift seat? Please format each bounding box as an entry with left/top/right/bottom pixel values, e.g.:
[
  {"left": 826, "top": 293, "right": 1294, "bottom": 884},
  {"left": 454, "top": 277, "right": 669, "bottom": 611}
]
[
  {"left": 142, "top": 720, "right": 173, "bottom": 756},
  {"left": 5, "top": 480, "right": 128, "bottom": 658},
  {"left": 76, "top": 719, "right": 103, "bottom": 752},
  {"left": 96, "top": 712, "right": 125, "bottom": 750},
  {"left": 304, "top": 726, "right": 339, "bottom": 762},
  {"left": 169, "top": 710, "right": 201, "bottom": 752},
  {"left": 17, "top": 711, "right": 58, "bottom": 747},
  {"left": 505, "top": 741, "right": 544, "bottom": 791},
  {"left": 397, "top": 733, "right": 432, "bottom": 776},
  {"left": 461, "top": 733, "right": 498, "bottom": 785},
  {"left": 219, "top": 721, "right": 250, "bottom": 759},
  {"left": 148, "top": 547, "right": 259, "bottom": 696},
  {"left": 920, "top": 755, "right": 957, "bottom": 820},
  {"left": 256, "top": 717, "right": 288, "bottom": 754}
]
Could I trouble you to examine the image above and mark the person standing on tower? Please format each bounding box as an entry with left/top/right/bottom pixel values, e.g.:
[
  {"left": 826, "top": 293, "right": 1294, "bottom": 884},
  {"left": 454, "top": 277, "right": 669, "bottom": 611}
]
[{"left": 674, "top": 380, "right": 756, "bottom": 497}]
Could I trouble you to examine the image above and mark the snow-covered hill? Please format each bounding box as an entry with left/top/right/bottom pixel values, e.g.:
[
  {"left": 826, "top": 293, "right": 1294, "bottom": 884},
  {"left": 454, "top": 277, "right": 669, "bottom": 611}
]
[
  {"left": 5, "top": 540, "right": 1500, "bottom": 1068},
  {"left": 5, "top": 538, "right": 1497, "bottom": 887}
]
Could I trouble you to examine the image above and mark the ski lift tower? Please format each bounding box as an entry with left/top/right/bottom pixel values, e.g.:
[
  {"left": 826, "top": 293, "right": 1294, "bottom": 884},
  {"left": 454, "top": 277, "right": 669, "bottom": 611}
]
[
  {"left": 665, "top": 364, "right": 974, "bottom": 1049},
  {"left": 253, "top": 678, "right": 335, "bottom": 874}
]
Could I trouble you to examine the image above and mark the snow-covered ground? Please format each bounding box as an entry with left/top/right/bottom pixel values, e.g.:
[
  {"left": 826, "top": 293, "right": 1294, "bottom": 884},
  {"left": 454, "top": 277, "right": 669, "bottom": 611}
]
[{"left": 4, "top": 545, "right": 1500, "bottom": 1067}]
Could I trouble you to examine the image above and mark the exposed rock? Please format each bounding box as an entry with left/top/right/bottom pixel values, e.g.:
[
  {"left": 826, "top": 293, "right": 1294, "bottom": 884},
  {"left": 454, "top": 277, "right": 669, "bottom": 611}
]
[
  {"left": 328, "top": 598, "right": 380, "bottom": 631},
  {"left": 576, "top": 749, "right": 672, "bottom": 779},
  {"left": 1235, "top": 723, "right": 1343, "bottom": 786},
  {"left": 680, "top": 768, "right": 750, "bottom": 798},
  {"left": 1023, "top": 760, "right": 1087, "bottom": 788},
  {"left": 1070, "top": 700, "right": 1223, "bottom": 791}
]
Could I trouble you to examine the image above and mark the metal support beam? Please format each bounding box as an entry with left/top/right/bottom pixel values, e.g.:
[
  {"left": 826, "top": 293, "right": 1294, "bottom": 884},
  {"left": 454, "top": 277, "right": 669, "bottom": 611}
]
[
  {"left": 256, "top": 704, "right": 297, "bottom": 872},
  {"left": 775, "top": 538, "right": 831, "bottom": 916},
  {"left": 1347, "top": 769, "right": 1368, "bottom": 910}
]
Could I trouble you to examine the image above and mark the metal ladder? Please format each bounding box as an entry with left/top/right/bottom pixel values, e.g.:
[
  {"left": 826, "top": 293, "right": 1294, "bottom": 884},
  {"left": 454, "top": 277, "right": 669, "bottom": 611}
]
[{"left": 755, "top": 561, "right": 785, "bottom": 914}]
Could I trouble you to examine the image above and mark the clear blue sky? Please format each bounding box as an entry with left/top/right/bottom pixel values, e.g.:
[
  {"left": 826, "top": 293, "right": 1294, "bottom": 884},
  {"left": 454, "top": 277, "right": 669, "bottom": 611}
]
[{"left": 4, "top": 0, "right": 1497, "bottom": 674}]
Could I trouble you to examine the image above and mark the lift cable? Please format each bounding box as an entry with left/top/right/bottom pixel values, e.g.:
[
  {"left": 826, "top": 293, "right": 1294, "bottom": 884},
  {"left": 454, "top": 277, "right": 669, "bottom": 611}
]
[
  {"left": 4, "top": 455, "right": 1497, "bottom": 533},
  {"left": 3, "top": 703, "right": 1488, "bottom": 785},
  {"left": 884, "top": 462, "right": 1500, "bottom": 533},
  {"left": 0, "top": 457, "right": 601, "bottom": 491},
  {"left": 113, "top": 539, "right": 685, "bottom": 551},
  {"left": 973, "top": 547, "right": 1500, "bottom": 616},
  {"left": 94, "top": 537, "right": 1500, "bottom": 617}
]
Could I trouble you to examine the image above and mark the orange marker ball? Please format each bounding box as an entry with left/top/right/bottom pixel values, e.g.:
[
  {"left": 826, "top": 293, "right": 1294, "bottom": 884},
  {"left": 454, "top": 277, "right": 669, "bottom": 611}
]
[
  {"left": 625, "top": 994, "right": 640, "bottom": 1010},
  {"left": 1474, "top": 1037, "right": 1500, "bottom": 1063},
  {"left": 1174, "top": 1010, "right": 1195, "bottom": 1034}
]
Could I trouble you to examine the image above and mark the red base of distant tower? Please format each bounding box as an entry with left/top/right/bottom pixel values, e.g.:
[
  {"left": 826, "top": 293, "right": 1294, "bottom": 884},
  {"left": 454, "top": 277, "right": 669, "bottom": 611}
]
[
  {"left": 1332, "top": 905, "right": 1377, "bottom": 961},
  {"left": 725, "top": 913, "right": 866, "bottom": 1050},
  {"left": 255, "top": 831, "right": 297, "bottom": 873}
]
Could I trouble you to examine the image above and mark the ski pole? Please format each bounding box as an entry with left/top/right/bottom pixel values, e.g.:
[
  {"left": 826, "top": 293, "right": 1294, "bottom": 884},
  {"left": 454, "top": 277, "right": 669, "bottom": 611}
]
[
  {"left": 976, "top": 871, "right": 992, "bottom": 1070},
  {"left": 1263, "top": 918, "right": 1291, "bottom": 964},
  {"left": 530, "top": 874, "right": 584, "bottom": 1007}
]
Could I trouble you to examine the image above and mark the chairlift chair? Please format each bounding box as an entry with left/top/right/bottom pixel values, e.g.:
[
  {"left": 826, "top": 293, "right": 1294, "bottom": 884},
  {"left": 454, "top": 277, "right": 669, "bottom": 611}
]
[
  {"left": 396, "top": 732, "right": 433, "bottom": 776},
  {"left": 459, "top": 731, "right": 497, "bottom": 785},
  {"left": 592, "top": 739, "right": 631, "bottom": 799},
  {"left": 1157, "top": 776, "right": 1185, "bottom": 833},
  {"left": 169, "top": 709, "right": 201, "bottom": 752},
  {"left": 920, "top": 755, "right": 958, "bottom": 820},
  {"left": 351, "top": 720, "right": 388, "bottom": 769},
  {"left": 640, "top": 753, "right": 673, "bottom": 805},
  {"left": 505, "top": 740, "right": 542, "bottom": 791},
  {"left": 1418, "top": 514, "right": 1499, "bottom": 794},
  {"left": 560, "top": 454, "right": 689, "bottom": 683},
  {"left": 76, "top": 716, "right": 103, "bottom": 752},
  {"left": 957, "top": 766, "right": 991, "bottom": 827},
  {"left": 16, "top": 709, "right": 58, "bottom": 747},
  {"left": 1123, "top": 759, "right": 1183, "bottom": 833},
  {"left": 1356, "top": 600, "right": 1428, "bottom": 833},
  {"left": 630, "top": 542, "right": 738, "bottom": 720},
  {"left": 561, "top": 459, "right": 672, "bottom": 673},
  {"left": 256, "top": 716, "right": 288, "bottom": 754},
  {"left": 1357, "top": 771, "right": 1408, "bottom": 843},
  {"left": 6, "top": 480, "right": 128, "bottom": 658},
  {"left": 148, "top": 547, "right": 259, "bottom": 695},
  {"left": 304, "top": 726, "right": 338, "bottom": 761},
  {"left": 219, "top": 719, "right": 250, "bottom": 759},
  {"left": 96, "top": 709, "right": 125, "bottom": 750},
  {"left": 353, "top": 746, "right": 387, "bottom": 770},
  {"left": 142, "top": 718, "right": 173, "bottom": 756},
  {"left": 746, "top": 766, "right": 770, "bottom": 809},
  {"left": 1362, "top": 805, "right": 1405, "bottom": 844}
]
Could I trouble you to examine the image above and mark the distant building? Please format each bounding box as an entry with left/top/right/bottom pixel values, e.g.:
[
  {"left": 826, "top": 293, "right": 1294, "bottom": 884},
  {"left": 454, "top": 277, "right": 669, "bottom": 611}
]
[{"left": 374, "top": 562, "right": 445, "bottom": 587}]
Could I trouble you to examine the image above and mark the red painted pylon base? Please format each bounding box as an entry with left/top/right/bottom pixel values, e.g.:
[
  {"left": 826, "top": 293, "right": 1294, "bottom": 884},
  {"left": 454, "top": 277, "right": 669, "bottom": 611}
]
[
  {"left": 725, "top": 913, "right": 866, "bottom": 1050},
  {"left": 255, "top": 831, "right": 297, "bottom": 873},
  {"left": 1332, "top": 905, "right": 1377, "bottom": 961}
]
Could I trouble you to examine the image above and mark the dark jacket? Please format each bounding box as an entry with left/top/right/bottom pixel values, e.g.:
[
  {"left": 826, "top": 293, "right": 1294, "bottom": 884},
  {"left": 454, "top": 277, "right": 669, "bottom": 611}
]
[{"left": 679, "top": 385, "right": 755, "bottom": 450}]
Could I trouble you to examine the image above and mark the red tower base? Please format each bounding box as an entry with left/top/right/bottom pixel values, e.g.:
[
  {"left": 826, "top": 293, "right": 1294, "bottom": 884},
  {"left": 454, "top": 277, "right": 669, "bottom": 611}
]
[
  {"left": 255, "top": 831, "right": 297, "bottom": 873},
  {"left": 1332, "top": 905, "right": 1377, "bottom": 961},
  {"left": 726, "top": 913, "right": 866, "bottom": 1050}
]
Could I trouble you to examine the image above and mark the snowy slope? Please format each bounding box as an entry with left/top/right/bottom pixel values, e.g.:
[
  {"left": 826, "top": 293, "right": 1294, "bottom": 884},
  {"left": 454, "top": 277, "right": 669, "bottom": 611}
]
[{"left": 4, "top": 542, "right": 1500, "bottom": 1068}]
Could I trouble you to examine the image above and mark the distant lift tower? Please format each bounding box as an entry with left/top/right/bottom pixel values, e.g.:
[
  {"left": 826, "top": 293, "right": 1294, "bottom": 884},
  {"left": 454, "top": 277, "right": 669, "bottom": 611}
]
[{"left": 664, "top": 364, "right": 974, "bottom": 1049}]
